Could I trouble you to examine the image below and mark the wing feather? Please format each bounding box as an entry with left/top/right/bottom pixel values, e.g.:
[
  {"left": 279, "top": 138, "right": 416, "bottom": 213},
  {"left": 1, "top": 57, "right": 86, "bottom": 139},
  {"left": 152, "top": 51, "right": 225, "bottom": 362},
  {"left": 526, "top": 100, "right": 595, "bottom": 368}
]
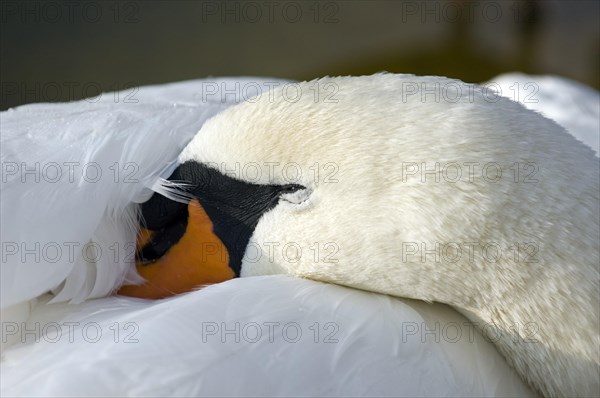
[
  {"left": 1, "top": 276, "right": 534, "bottom": 397},
  {"left": 1, "top": 78, "right": 289, "bottom": 308}
]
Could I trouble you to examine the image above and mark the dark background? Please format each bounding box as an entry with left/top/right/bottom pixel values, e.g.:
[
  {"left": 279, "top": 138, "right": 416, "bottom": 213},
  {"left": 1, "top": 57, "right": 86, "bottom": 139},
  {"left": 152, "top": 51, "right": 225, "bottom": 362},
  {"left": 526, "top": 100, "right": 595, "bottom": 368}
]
[{"left": 1, "top": 0, "right": 598, "bottom": 110}]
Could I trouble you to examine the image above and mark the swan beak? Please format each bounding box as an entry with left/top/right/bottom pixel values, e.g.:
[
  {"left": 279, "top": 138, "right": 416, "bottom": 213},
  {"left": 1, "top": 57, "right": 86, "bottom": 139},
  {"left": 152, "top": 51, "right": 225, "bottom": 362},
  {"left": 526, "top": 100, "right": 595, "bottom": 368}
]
[
  {"left": 117, "top": 161, "right": 305, "bottom": 300},
  {"left": 118, "top": 199, "right": 233, "bottom": 299}
]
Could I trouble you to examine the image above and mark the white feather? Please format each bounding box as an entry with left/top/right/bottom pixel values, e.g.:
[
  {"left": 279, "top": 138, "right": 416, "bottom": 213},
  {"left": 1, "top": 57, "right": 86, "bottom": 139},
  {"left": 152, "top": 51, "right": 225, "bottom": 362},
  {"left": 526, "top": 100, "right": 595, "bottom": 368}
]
[
  {"left": 488, "top": 73, "right": 600, "bottom": 155},
  {"left": 151, "top": 178, "right": 194, "bottom": 205},
  {"left": 1, "top": 276, "right": 534, "bottom": 397}
]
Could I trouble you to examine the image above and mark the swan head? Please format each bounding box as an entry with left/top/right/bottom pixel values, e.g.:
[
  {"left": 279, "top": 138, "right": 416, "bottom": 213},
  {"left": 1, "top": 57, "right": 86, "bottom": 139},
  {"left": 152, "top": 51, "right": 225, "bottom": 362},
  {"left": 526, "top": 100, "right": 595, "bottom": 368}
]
[
  {"left": 120, "top": 74, "right": 492, "bottom": 302},
  {"left": 117, "top": 74, "right": 548, "bottom": 303}
]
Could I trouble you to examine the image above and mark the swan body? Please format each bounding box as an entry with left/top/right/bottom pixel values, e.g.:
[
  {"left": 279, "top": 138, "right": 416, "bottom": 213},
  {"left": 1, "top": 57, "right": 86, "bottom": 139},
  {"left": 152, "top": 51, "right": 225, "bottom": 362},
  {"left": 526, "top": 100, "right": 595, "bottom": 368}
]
[
  {"left": 180, "top": 74, "right": 599, "bottom": 397},
  {"left": 489, "top": 73, "right": 600, "bottom": 155},
  {"left": 1, "top": 275, "right": 533, "bottom": 397}
]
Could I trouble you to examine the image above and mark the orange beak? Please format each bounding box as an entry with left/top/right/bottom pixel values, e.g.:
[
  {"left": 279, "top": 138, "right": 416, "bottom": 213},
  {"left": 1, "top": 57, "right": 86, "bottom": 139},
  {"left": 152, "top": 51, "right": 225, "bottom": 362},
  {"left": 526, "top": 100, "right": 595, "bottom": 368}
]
[
  {"left": 117, "top": 160, "right": 306, "bottom": 300},
  {"left": 118, "top": 200, "right": 235, "bottom": 299}
]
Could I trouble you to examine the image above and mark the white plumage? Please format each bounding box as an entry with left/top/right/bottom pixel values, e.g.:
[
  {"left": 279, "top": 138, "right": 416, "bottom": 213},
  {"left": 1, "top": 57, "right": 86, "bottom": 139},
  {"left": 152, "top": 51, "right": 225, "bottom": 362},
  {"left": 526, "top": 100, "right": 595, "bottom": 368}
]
[
  {"left": 1, "top": 74, "right": 597, "bottom": 397},
  {"left": 2, "top": 275, "right": 533, "bottom": 397},
  {"left": 489, "top": 73, "right": 600, "bottom": 156}
]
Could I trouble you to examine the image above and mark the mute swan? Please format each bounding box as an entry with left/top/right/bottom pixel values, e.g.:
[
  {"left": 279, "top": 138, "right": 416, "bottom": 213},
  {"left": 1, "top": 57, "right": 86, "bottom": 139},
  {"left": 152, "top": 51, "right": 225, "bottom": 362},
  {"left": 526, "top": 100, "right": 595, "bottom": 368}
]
[{"left": 2, "top": 74, "right": 597, "bottom": 397}]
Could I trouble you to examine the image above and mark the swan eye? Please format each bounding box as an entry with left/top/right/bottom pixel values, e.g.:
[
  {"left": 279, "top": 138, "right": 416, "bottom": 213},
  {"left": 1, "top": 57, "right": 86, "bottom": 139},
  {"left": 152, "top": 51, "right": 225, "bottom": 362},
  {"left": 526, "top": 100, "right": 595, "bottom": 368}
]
[{"left": 279, "top": 184, "right": 305, "bottom": 195}]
